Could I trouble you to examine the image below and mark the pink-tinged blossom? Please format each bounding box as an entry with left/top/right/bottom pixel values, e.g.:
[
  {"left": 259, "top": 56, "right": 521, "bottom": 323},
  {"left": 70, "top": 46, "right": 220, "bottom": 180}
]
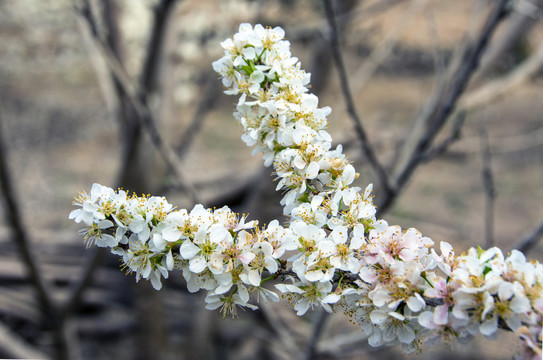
[{"left": 70, "top": 23, "right": 543, "bottom": 358}]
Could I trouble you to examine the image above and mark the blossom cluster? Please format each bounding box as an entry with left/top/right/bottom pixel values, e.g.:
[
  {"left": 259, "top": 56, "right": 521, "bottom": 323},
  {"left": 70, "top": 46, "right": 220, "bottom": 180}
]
[
  {"left": 69, "top": 183, "right": 297, "bottom": 314},
  {"left": 70, "top": 24, "right": 542, "bottom": 358}
]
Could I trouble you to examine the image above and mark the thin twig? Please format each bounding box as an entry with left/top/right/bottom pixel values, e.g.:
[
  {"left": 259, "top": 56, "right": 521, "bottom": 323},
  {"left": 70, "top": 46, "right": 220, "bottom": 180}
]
[
  {"left": 513, "top": 220, "right": 543, "bottom": 253},
  {"left": 480, "top": 128, "right": 496, "bottom": 249},
  {"left": 461, "top": 40, "right": 543, "bottom": 111},
  {"left": 316, "top": 330, "right": 369, "bottom": 357},
  {"left": 0, "top": 113, "right": 80, "bottom": 360},
  {"left": 175, "top": 74, "right": 219, "bottom": 160},
  {"left": 0, "top": 320, "right": 52, "bottom": 360},
  {"left": 302, "top": 309, "right": 329, "bottom": 360},
  {"left": 425, "top": 6, "right": 447, "bottom": 90},
  {"left": 379, "top": 0, "right": 512, "bottom": 216},
  {"left": 289, "top": 0, "right": 408, "bottom": 40},
  {"left": 473, "top": 6, "right": 537, "bottom": 84},
  {"left": 323, "top": 0, "right": 392, "bottom": 194},
  {"left": 350, "top": 0, "right": 429, "bottom": 95},
  {"left": 59, "top": 247, "right": 106, "bottom": 322},
  {"left": 74, "top": 2, "right": 200, "bottom": 204},
  {"left": 0, "top": 114, "right": 53, "bottom": 315},
  {"left": 309, "top": 0, "right": 360, "bottom": 96},
  {"left": 138, "top": 0, "right": 179, "bottom": 101},
  {"left": 419, "top": 111, "right": 466, "bottom": 162},
  {"left": 514, "top": 0, "right": 543, "bottom": 22},
  {"left": 259, "top": 302, "right": 302, "bottom": 358}
]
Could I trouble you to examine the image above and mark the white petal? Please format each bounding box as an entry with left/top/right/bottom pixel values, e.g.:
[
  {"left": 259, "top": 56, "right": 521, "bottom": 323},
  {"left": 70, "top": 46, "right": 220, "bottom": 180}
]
[
  {"left": 96, "top": 234, "right": 117, "bottom": 248},
  {"left": 368, "top": 331, "right": 383, "bottom": 347},
  {"left": 341, "top": 165, "right": 355, "bottom": 185},
  {"left": 305, "top": 269, "right": 323, "bottom": 282},
  {"left": 294, "top": 300, "right": 310, "bottom": 316},
  {"left": 275, "top": 284, "right": 304, "bottom": 294},
  {"left": 165, "top": 250, "right": 174, "bottom": 270},
  {"left": 189, "top": 255, "right": 207, "bottom": 274},
  {"left": 397, "top": 324, "right": 415, "bottom": 344},
  {"left": 180, "top": 241, "right": 200, "bottom": 259},
  {"left": 479, "top": 317, "right": 498, "bottom": 336},
  {"left": 248, "top": 269, "right": 261, "bottom": 286},
  {"left": 162, "top": 227, "right": 182, "bottom": 242},
  {"left": 406, "top": 293, "right": 426, "bottom": 312},
  {"left": 150, "top": 271, "right": 162, "bottom": 290},
  {"left": 237, "top": 285, "right": 250, "bottom": 303},
  {"left": 433, "top": 304, "right": 449, "bottom": 325},
  {"left": 418, "top": 311, "right": 435, "bottom": 329},
  {"left": 305, "top": 162, "right": 320, "bottom": 179},
  {"left": 322, "top": 293, "right": 341, "bottom": 304},
  {"left": 370, "top": 310, "right": 388, "bottom": 325}
]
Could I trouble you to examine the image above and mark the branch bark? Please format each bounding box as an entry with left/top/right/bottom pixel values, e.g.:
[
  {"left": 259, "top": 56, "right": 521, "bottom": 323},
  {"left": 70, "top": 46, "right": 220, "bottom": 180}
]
[
  {"left": 323, "top": 0, "right": 392, "bottom": 194},
  {"left": 378, "top": 0, "right": 512, "bottom": 216},
  {"left": 513, "top": 220, "right": 543, "bottom": 253},
  {"left": 0, "top": 112, "right": 79, "bottom": 360},
  {"left": 0, "top": 114, "right": 53, "bottom": 318},
  {"left": 480, "top": 128, "right": 496, "bottom": 249},
  {"left": 0, "top": 320, "right": 52, "bottom": 360}
]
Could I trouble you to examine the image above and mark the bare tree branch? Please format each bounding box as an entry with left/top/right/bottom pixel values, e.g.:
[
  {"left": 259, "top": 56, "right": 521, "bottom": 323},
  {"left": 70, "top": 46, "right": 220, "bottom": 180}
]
[
  {"left": 175, "top": 74, "right": 219, "bottom": 160},
  {"left": 513, "top": 220, "right": 543, "bottom": 253},
  {"left": 350, "top": 0, "right": 430, "bottom": 95},
  {"left": 59, "top": 247, "right": 106, "bottom": 322},
  {"left": 0, "top": 113, "right": 81, "bottom": 360},
  {"left": 419, "top": 111, "right": 466, "bottom": 162},
  {"left": 74, "top": 0, "right": 201, "bottom": 204},
  {"left": 138, "top": 0, "right": 179, "bottom": 102},
  {"left": 514, "top": 0, "right": 543, "bottom": 21},
  {"left": 316, "top": 331, "right": 369, "bottom": 357},
  {"left": 323, "top": 0, "right": 392, "bottom": 194},
  {"left": 461, "top": 40, "right": 543, "bottom": 111},
  {"left": 378, "top": 0, "right": 512, "bottom": 216},
  {"left": 0, "top": 114, "right": 53, "bottom": 316},
  {"left": 480, "top": 128, "right": 496, "bottom": 249},
  {"left": 259, "top": 302, "right": 302, "bottom": 358},
  {"left": 0, "top": 320, "right": 52, "bottom": 360},
  {"left": 473, "top": 4, "right": 538, "bottom": 84},
  {"left": 302, "top": 309, "right": 329, "bottom": 360},
  {"left": 309, "top": 0, "right": 359, "bottom": 96}
]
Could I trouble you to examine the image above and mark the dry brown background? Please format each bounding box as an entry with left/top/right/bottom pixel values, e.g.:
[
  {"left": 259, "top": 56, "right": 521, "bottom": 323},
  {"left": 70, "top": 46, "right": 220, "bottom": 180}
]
[{"left": 0, "top": 0, "right": 542, "bottom": 359}]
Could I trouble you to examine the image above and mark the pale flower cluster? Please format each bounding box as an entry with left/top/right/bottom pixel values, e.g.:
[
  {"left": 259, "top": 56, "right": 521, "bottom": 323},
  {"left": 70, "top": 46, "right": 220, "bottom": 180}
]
[
  {"left": 70, "top": 24, "right": 542, "bottom": 357},
  {"left": 70, "top": 183, "right": 298, "bottom": 314}
]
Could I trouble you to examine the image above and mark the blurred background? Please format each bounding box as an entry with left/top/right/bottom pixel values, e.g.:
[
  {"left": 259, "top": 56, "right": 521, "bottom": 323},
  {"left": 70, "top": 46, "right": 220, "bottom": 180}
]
[{"left": 0, "top": 0, "right": 542, "bottom": 359}]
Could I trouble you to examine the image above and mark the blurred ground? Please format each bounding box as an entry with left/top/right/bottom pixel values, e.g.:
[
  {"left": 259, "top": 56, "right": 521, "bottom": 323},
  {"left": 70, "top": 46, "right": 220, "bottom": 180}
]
[{"left": 0, "top": 0, "right": 542, "bottom": 359}]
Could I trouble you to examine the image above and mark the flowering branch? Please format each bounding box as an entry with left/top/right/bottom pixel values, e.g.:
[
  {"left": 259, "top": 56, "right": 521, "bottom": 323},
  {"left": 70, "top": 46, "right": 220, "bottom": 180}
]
[{"left": 70, "top": 24, "right": 542, "bottom": 358}]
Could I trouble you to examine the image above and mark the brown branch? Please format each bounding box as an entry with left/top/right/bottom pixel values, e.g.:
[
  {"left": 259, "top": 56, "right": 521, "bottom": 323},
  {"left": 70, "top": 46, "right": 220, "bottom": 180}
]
[
  {"left": 259, "top": 302, "right": 302, "bottom": 357},
  {"left": 75, "top": 1, "right": 200, "bottom": 203},
  {"left": 323, "top": 0, "right": 392, "bottom": 195},
  {"left": 0, "top": 113, "right": 81, "bottom": 360},
  {"left": 138, "top": 0, "right": 179, "bottom": 101},
  {"left": 350, "top": 0, "right": 430, "bottom": 96},
  {"left": 418, "top": 111, "right": 466, "bottom": 163},
  {"left": 59, "top": 247, "right": 106, "bottom": 322},
  {"left": 514, "top": 0, "right": 543, "bottom": 23},
  {"left": 302, "top": 309, "right": 329, "bottom": 360},
  {"left": 461, "top": 40, "right": 543, "bottom": 111},
  {"left": 0, "top": 320, "right": 52, "bottom": 360},
  {"left": 472, "top": 5, "right": 537, "bottom": 84},
  {"left": 309, "top": 0, "right": 360, "bottom": 96},
  {"left": 0, "top": 114, "right": 53, "bottom": 316},
  {"left": 513, "top": 219, "right": 543, "bottom": 253},
  {"left": 480, "top": 129, "right": 496, "bottom": 249},
  {"left": 175, "top": 73, "right": 219, "bottom": 160},
  {"left": 378, "top": 0, "right": 512, "bottom": 216}
]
